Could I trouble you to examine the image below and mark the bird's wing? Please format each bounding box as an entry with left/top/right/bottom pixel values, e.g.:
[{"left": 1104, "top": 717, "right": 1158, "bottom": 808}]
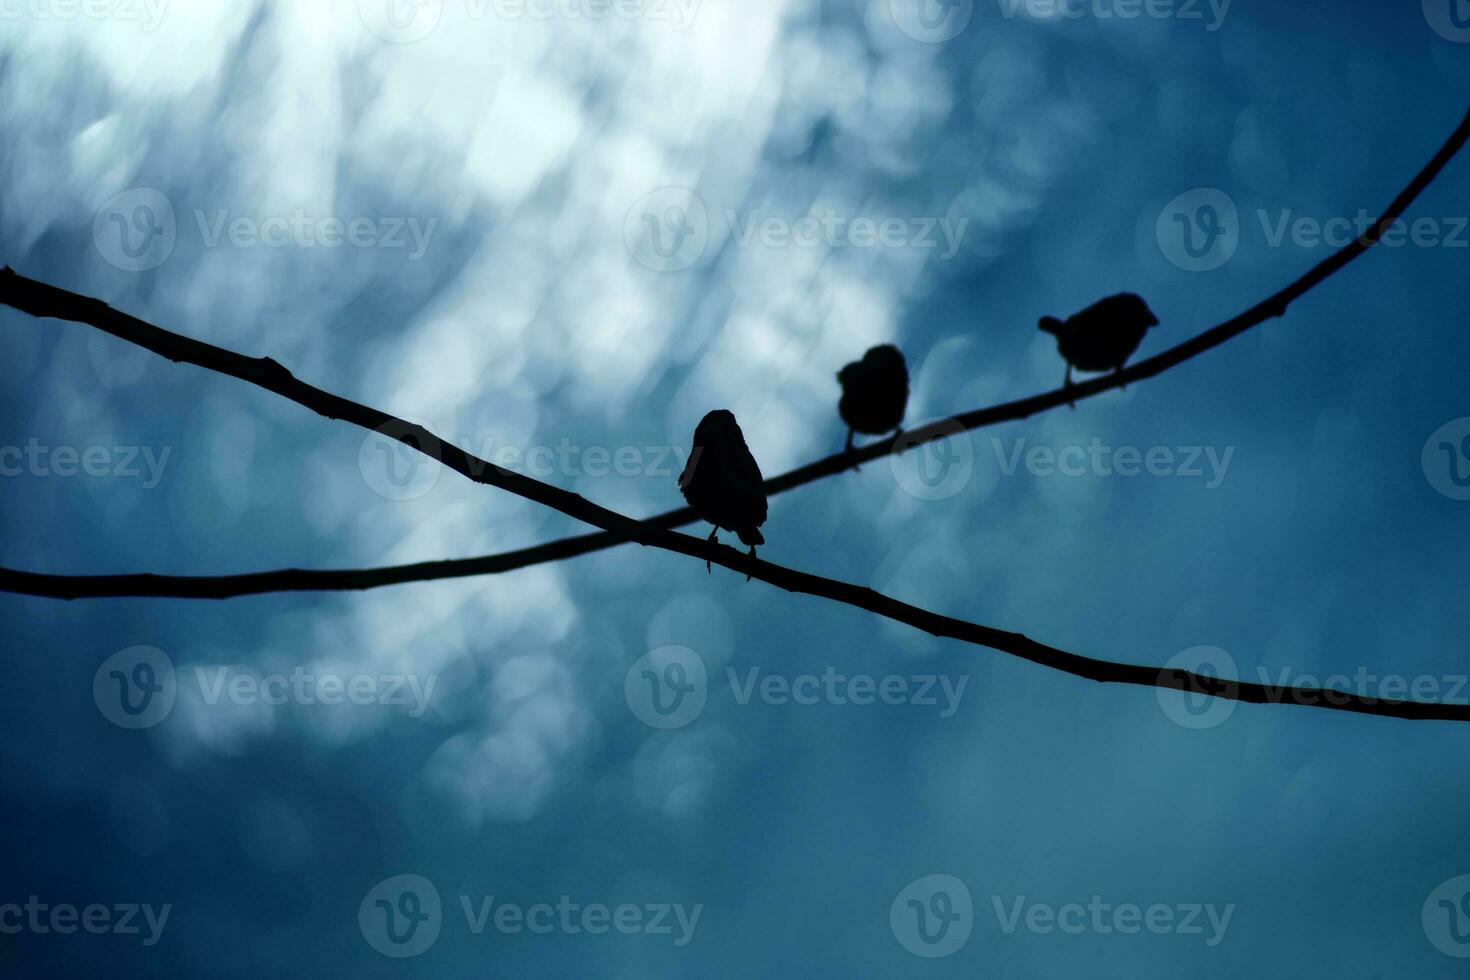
[
  {"left": 1096, "top": 292, "right": 1155, "bottom": 326},
  {"left": 721, "top": 440, "right": 768, "bottom": 524}
]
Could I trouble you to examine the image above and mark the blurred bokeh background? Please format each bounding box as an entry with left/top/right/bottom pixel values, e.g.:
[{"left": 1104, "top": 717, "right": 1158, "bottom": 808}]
[{"left": 1, "top": 0, "right": 1468, "bottom": 975}]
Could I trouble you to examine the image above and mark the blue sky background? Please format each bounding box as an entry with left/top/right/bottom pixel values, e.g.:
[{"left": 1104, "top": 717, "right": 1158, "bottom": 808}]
[{"left": 1, "top": 0, "right": 1468, "bottom": 976}]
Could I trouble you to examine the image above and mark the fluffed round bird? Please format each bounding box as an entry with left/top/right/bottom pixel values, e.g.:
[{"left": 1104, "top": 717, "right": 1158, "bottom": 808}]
[
  {"left": 678, "top": 410, "right": 768, "bottom": 576},
  {"left": 837, "top": 344, "right": 909, "bottom": 454},
  {"left": 1039, "top": 293, "right": 1159, "bottom": 401}
]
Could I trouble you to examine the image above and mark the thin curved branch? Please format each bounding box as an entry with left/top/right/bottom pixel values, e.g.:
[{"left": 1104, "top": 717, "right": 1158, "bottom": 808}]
[
  {"left": 0, "top": 110, "right": 1466, "bottom": 724},
  {"left": 3, "top": 539, "right": 1467, "bottom": 722},
  {"left": 4, "top": 106, "right": 1466, "bottom": 600}
]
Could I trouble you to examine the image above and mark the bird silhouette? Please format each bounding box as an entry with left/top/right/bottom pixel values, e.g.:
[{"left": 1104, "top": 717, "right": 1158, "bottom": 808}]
[
  {"left": 678, "top": 410, "right": 767, "bottom": 576},
  {"left": 1039, "top": 293, "right": 1159, "bottom": 403},
  {"left": 837, "top": 344, "right": 909, "bottom": 454}
]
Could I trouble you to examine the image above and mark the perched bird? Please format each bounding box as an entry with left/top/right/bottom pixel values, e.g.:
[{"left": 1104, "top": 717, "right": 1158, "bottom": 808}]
[
  {"left": 837, "top": 344, "right": 909, "bottom": 454},
  {"left": 1039, "top": 293, "right": 1159, "bottom": 399},
  {"left": 678, "top": 410, "right": 768, "bottom": 575}
]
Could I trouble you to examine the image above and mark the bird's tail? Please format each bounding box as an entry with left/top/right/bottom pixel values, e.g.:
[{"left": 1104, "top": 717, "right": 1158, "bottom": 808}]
[
  {"left": 737, "top": 527, "right": 764, "bottom": 547},
  {"left": 1038, "top": 316, "right": 1064, "bottom": 335}
]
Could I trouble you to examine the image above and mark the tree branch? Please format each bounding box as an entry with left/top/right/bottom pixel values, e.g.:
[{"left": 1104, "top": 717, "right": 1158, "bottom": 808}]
[
  {"left": 0, "top": 109, "right": 1467, "bottom": 724},
  {"left": 2, "top": 535, "right": 1468, "bottom": 725},
  {"left": 5, "top": 107, "right": 1466, "bottom": 598}
]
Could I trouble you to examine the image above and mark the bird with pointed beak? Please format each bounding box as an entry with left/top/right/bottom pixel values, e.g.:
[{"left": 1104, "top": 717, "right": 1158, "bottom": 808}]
[{"left": 1039, "top": 293, "right": 1159, "bottom": 405}]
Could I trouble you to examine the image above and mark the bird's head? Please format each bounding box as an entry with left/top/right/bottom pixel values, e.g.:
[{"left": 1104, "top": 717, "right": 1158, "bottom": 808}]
[
  {"left": 1038, "top": 315, "right": 1064, "bottom": 336},
  {"left": 694, "top": 409, "right": 741, "bottom": 445},
  {"left": 1118, "top": 292, "right": 1160, "bottom": 329},
  {"left": 839, "top": 344, "right": 907, "bottom": 387},
  {"left": 863, "top": 344, "right": 907, "bottom": 375}
]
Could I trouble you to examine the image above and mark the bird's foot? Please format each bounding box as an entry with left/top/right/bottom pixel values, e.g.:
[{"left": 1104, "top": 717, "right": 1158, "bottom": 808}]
[
  {"left": 706, "top": 529, "right": 717, "bottom": 574},
  {"left": 845, "top": 431, "right": 862, "bottom": 472},
  {"left": 745, "top": 546, "right": 756, "bottom": 582}
]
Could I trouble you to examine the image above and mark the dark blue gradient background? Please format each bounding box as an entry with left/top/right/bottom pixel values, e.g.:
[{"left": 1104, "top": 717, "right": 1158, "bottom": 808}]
[{"left": 1, "top": 1, "right": 1468, "bottom": 976}]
